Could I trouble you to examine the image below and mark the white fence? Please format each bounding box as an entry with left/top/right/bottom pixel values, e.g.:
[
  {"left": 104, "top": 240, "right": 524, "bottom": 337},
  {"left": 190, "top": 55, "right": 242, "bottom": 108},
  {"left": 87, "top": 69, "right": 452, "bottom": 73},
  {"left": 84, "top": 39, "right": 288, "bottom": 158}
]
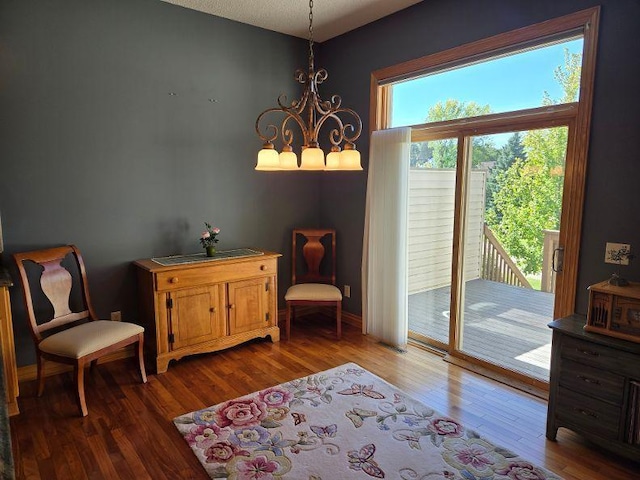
[{"left": 408, "top": 168, "right": 487, "bottom": 295}]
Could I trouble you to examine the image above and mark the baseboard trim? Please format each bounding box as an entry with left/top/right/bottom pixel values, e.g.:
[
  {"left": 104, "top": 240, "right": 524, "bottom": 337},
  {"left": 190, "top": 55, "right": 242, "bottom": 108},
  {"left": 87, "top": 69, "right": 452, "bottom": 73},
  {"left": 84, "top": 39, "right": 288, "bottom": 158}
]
[
  {"left": 17, "top": 346, "right": 135, "bottom": 383},
  {"left": 277, "top": 307, "right": 362, "bottom": 329}
]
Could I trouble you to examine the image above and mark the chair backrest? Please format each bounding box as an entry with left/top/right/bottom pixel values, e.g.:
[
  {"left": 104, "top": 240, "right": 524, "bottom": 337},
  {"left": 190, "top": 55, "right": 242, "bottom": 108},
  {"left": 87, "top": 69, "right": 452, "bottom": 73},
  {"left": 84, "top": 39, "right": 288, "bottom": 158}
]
[
  {"left": 13, "top": 245, "right": 97, "bottom": 344},
  {"left": 292, "top": 229, "right": 336, "bottom": 285}
]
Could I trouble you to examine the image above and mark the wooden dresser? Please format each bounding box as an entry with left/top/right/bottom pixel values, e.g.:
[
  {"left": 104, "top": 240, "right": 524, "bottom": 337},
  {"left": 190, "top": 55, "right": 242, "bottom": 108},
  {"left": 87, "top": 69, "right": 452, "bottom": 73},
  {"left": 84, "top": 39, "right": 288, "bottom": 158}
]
[
  {"left": 547, "top": 314, "right": 640, "bottom": 461},
  {"left": 0, "top": 268, "right": 18, "bottom": 416},
  {"left": 134, "top": 250, "right": 280, "bottom": 373}
]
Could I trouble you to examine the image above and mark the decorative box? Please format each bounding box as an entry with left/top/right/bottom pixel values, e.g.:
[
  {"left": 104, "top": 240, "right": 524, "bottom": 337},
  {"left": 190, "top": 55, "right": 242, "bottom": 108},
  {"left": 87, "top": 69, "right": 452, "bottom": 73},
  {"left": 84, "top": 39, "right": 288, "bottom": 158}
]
[{"left": 586, "top": 279, "right": 640, "bottom": 343}]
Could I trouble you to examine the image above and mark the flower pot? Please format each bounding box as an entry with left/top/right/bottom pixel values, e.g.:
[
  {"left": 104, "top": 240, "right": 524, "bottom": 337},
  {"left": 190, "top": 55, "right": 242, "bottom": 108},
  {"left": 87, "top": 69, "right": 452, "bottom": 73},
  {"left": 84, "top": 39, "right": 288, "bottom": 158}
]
[{"left": 205, "top": 246, "right": 216, "bottom": 257}]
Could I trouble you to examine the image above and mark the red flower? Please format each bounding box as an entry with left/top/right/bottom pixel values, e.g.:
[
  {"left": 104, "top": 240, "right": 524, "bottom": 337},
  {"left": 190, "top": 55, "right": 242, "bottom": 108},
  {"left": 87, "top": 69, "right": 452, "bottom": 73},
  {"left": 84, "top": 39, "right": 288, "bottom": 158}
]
[
  {"left": 204, "top": 441, "right": 249, "bottom": 464},
  {"left": 215, "top": 398, "right": 268, "bottom": 428}
]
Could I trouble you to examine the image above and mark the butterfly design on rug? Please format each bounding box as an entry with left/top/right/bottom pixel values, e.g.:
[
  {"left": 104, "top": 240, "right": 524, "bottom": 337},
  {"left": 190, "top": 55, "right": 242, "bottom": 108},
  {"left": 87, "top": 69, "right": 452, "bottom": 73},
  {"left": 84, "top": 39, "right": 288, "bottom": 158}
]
[
  {"left": 345, "top": 408, "right": 378, "bottom": 428},
  {"left": 310, "top": 424, "right": 337, "bottom": 438},
  {"left": 291, "top": 412, "right": 306, "bottom": 425},
  {"left": 337, "top": 383, "right": 385, "bottom": 399},
  {"left": 347, "top": 443, "right": 385, "bottom": 478}
]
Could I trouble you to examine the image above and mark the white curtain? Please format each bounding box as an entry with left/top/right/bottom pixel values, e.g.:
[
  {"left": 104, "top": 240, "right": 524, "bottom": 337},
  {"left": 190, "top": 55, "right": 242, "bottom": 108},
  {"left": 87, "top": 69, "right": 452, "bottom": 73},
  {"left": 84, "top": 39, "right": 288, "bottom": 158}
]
[{"left": 362, "top": 127, "right": 411, "bottom": 349}]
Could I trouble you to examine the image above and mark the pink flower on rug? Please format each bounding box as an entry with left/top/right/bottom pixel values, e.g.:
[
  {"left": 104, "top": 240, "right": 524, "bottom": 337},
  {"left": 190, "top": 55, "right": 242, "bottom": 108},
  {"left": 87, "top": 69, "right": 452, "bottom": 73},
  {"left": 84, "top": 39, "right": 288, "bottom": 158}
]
[
  {"left": 236, "top": 455, "right": 278, "bottom": 478},
  {"left": 428, "top": 417, "right": 464, "bottom": 437},
  {"left": 258, "top": 387, "right": 293, "bottom": 408},
  {"left": 216, "top": 398, "right": 268, "bottom": 428},
  {"left": 185, "top": 424, "right": 230, "bottom": 449},
  {"left": 204, "top": 441, "right": 249, "bottom": 464},
  {"left": 496, "top": 461, "right": 548, "bottom": 480},
  {"left": 442, "top": 438, "right": 504, "bottom": 478},
  {"left": 226, "top": 450, "right": 292, "bottom": 479}
]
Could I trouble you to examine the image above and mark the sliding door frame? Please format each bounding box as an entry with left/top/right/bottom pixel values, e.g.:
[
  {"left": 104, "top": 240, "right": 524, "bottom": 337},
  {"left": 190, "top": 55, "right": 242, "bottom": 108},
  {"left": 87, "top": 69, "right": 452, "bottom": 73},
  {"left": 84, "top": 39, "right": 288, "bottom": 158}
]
[{"left": 370, "top": 7, "right": 600, "bottom": 388}]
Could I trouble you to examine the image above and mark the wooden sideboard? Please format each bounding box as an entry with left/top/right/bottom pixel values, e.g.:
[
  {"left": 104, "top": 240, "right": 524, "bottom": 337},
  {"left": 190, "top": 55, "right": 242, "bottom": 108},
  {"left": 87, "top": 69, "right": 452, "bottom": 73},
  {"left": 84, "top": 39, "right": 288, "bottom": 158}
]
[
  {"left": 0, "top": 268, "right": 19, "bottom": 416},
  {"left": 134, "top": 250, "right": 280, "bottom": 373},
  {"left": 547, "top": 314, "right": 640, "bottom": 461}
]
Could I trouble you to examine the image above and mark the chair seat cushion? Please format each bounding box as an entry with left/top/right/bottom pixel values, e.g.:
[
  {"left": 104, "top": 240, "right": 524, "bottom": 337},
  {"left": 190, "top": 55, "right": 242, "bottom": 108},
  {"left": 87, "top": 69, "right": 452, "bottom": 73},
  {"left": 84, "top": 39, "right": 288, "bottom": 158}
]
[
  {"left": 39, "top": 320, "right": 144, "bottom": 359},
  {"left": 285, "top": 283, "right": 342, "bottom": 302}
]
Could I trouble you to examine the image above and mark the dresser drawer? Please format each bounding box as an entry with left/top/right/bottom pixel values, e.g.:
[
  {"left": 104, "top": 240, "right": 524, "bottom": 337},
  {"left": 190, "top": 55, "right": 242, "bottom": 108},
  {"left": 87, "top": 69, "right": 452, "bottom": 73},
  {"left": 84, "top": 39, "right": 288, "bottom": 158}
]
[
  {"left": 558, "top": 359, "right": 624, "bottom": 405},
  {"left": 556, "top": 386, "right": 621, "bottom": 440},
  {"left": 156, "top": 258, "right": 277, "bottom": 291},
  {"left": 561, "top": 335, "right": 638, "bottom": 376}
]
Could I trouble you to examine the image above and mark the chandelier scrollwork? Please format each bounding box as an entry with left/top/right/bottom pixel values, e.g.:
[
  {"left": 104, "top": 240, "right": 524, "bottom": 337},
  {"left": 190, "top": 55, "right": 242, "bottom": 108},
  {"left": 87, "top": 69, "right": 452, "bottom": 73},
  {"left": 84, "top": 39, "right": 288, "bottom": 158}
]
[{"left": 255, "top": 0, "right": 363, "bottom": 171}]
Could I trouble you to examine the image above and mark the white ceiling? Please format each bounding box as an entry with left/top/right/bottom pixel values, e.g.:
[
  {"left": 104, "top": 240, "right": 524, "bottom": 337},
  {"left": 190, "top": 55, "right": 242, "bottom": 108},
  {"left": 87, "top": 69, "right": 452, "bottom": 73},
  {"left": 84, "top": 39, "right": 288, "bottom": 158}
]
[{"left": 161, "top": 0, "right": 423, "bottom": 42}]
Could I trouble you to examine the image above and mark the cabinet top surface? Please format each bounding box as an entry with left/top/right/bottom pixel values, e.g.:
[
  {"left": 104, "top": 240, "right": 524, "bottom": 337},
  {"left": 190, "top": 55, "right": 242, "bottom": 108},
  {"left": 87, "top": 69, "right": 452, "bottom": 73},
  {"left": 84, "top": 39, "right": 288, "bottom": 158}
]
[
  {"left": 588, "top": 279, "right": 640, "bottom": 298},
  {"left": 549, "top": 314, "right": 640, "bottom": 353},
  {"left": 133, "top": 248, "right": 281, "bottom": 272}
]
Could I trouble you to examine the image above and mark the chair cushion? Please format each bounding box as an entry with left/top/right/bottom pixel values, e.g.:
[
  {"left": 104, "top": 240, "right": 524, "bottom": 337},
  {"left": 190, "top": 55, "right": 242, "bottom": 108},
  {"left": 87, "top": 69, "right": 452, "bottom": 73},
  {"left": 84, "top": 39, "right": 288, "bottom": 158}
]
[
  {"left": 285, "top": 283, "right": 342, "bottom": 302},
  {"left": 39, "top": 320, "right": 144, "bottom": 359}
]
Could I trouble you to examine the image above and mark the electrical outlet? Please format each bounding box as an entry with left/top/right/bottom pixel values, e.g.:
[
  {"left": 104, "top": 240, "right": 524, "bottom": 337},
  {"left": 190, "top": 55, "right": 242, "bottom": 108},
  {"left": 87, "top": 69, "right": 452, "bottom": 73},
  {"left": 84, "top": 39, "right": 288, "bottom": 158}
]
[
  {"left": 604, "top": 242, "right": 632, "bottom": 265},
  {"left": 110, "top": 311, "right": 122, "bottom": 322},
  {"left": 344, "top": 285, "right": 351, "bottom": 298}
]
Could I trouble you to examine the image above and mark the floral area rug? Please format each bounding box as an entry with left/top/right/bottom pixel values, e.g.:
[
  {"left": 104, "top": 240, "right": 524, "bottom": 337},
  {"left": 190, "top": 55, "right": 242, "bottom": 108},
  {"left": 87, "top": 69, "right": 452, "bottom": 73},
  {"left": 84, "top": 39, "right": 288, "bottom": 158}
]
[{"left": 174, "top": 362, "right": 562, "bottom": 480}]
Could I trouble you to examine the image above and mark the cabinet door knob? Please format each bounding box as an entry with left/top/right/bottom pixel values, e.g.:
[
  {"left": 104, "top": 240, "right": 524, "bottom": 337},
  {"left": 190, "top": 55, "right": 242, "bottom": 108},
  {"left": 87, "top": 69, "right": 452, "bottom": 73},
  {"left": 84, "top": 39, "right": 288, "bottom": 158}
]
[
  {"left": 260, "top": 265, "right": 267, "bottom": 271},
  {"left": 210, "top": 307, "right": 216, "bottom": 313},
  {"left": 170, "top": 277, "right": 179, "bottom": 284},
  {"left": 228, "top": 304, "right": 235, "bottom": 309}
]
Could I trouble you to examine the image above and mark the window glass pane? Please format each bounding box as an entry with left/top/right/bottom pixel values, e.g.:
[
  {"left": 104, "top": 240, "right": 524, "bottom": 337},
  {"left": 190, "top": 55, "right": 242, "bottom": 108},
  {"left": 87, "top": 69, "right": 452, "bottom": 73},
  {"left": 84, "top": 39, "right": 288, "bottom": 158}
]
[
  {"left": 408, "top": 138, "right": 458, "bottom": 346},
  {"left": 390, "top": 38, "right": 583, "bottom": 128}
]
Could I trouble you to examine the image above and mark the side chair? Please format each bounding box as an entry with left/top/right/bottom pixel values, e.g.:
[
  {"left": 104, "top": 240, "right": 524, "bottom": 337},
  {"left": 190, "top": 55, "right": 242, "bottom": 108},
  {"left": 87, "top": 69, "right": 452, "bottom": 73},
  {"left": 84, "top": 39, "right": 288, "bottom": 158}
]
[
  {"left": 284, "top": 228, "right": 342, "bottom": 339},
  {"left": 13, "top": 245, "right": 147, "bottom": 416}
]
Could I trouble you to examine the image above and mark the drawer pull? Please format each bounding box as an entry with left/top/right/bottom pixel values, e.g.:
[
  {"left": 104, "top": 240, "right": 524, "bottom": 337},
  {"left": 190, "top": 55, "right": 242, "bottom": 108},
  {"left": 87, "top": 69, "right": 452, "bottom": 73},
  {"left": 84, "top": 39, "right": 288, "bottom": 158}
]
[
  {"left": 169, "top": 277, "right": 179, "bottom": 284},
  {"left": 576, "top": 348, "right": 599, "bottom": 357},
  {"left": 260, "top": 265, "right": 267, "bottom": 271},
  {"left": 575, "top": 408, "right": 598, "bottom": 419},
  {"left": 577, "top": 375, "right": 600, "bottom": 385}
]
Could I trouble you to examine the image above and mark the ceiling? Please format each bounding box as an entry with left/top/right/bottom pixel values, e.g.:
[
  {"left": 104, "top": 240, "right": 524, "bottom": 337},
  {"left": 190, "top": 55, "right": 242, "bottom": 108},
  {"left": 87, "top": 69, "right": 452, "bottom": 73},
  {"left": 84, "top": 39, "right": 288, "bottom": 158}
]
[{"left": 161, "top": 0, "right": 423, "bottom": 42}]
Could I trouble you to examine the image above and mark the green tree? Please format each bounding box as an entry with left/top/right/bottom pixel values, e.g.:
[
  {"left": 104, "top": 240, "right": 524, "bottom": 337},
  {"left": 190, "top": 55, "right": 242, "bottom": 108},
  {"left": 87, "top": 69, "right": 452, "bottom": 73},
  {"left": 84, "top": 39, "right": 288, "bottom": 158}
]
[
  {"left": 486, "top": 48, "right": 580, "bottom": 274},
  {"left": 485, "top": 132, "right": 526, "bottom": 211},
  {"left": 425, "top": 100, "right": 496, "bottom": 168}
]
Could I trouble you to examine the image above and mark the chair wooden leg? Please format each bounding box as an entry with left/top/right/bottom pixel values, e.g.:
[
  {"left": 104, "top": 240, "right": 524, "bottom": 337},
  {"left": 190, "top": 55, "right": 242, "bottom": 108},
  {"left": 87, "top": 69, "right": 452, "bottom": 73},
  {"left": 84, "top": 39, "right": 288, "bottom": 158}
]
[
  {"left": 285, "top": 302, "right": 291, "bottom": 340},
  {"left": 136, "top": 334, "right": 148, "bottom": 383},
  {"left": 36, "top": 353, "right": 45, "bottom": 397},
  {"left": 75, "top": 359, "right": 88, "bottom": 417},
  {"left": 336, "top": 301, "right": 342, "bottom": 340}
]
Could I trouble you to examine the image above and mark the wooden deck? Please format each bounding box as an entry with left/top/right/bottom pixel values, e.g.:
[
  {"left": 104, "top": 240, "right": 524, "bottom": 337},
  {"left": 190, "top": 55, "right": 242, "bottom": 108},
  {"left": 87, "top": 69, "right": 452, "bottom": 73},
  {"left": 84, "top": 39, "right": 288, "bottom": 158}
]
[{"left": 409, "top": 279, "right": 554, "bottom": 381}]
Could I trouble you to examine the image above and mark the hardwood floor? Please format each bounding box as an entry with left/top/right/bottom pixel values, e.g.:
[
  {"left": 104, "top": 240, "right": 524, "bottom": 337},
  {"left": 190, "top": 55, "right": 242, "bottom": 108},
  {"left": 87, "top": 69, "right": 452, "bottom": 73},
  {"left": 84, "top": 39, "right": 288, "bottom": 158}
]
[{"left": 10, "top": 315, "right": 640, "bottom": 479}]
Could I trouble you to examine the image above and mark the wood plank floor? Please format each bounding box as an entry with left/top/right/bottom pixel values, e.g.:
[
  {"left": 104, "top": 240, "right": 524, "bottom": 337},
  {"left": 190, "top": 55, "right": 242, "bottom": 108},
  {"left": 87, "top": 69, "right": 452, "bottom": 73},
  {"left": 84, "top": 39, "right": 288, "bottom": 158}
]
[
  {"left": 409, "top": 279, "right": 554, "bottom": 380},
  {"left": 10, "top": 315, "right": 639, "bottom": 479}
]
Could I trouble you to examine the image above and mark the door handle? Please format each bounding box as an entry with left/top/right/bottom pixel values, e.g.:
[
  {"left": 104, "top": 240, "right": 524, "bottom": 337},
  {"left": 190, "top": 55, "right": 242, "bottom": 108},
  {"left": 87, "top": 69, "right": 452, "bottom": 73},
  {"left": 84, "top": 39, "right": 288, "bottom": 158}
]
[{"left": 552, "top": 246, "right": 564, "bottom": 273}]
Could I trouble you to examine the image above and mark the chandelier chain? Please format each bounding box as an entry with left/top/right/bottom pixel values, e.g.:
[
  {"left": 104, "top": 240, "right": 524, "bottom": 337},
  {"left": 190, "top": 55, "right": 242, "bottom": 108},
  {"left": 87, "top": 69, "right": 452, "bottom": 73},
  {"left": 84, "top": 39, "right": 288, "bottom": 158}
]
[{"left": 308, "top": 0, "right": 314, "bottom": 63}]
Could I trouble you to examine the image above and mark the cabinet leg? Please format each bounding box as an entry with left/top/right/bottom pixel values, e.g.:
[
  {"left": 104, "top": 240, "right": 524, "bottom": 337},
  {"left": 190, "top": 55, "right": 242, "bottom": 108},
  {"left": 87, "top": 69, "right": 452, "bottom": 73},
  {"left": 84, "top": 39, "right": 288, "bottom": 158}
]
[
  {"left": 546, "top": 423, "right": 558, "bottom": 441},
  {"left": 156, "top": 358, "right": 170, "bottom": 374}
]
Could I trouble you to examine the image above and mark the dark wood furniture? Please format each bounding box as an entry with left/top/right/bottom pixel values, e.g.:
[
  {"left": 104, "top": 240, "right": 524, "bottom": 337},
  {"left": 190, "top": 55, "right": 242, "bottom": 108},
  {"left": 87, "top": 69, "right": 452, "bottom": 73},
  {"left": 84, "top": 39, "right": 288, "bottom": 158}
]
[
  {"left": 134, "top": 250, "right": 280, "bottom": 373},
  {"left": 547, "top": 314, "right": 640, "bottom": 461},
  {"left": 13, "top": 245, "right": 147, "bottom": 416},
  {"left": 284, "top": 229, "right": 342, "bottom": 340}
]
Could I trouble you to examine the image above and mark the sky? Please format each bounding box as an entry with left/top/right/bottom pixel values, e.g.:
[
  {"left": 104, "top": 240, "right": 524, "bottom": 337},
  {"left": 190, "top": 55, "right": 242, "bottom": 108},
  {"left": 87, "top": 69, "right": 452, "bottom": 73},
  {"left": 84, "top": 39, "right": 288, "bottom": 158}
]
[{"left": 390, "top": 38, "right": 584, "bottom": 130}]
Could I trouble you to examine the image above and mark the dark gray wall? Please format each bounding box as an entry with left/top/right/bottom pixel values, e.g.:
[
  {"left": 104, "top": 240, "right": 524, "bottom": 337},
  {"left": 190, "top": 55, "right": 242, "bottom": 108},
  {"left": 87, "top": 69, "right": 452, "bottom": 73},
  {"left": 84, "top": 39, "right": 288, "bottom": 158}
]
[
  {"left": 0, "top": 0, "right": 319, "bottom": 366},
  {"left": 3, "top": 0, "right": 640, "bottom": 366},
  {"left": 319, "top": 0, "right": 640, "bottom": 315}
]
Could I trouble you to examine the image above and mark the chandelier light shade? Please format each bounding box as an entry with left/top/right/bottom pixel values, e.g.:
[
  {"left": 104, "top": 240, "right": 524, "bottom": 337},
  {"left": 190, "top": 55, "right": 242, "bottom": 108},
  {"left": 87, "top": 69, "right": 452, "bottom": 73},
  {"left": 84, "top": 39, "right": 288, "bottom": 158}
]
[{"left": 255, "top": 0, "right": 363, "bottom": 172}]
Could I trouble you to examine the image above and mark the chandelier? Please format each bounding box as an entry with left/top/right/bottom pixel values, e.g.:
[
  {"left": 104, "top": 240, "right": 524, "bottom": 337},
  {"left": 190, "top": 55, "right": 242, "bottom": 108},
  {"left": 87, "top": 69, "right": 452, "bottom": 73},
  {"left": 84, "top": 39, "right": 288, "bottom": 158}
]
[{"left": 255, "top": 0, "right": 363, "bottom": 171}]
